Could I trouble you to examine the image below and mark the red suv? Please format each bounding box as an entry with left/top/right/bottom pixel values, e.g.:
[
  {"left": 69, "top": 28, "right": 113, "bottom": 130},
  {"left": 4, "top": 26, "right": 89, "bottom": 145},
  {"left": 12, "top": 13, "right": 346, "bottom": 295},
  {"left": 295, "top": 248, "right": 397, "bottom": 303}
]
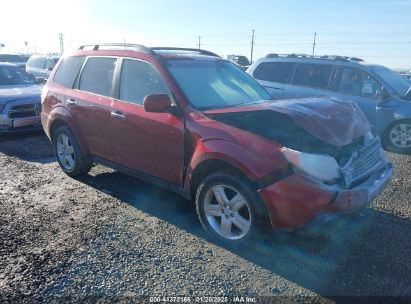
[{"left": 41, "top": 44, "right": 393, "bottom": 245}]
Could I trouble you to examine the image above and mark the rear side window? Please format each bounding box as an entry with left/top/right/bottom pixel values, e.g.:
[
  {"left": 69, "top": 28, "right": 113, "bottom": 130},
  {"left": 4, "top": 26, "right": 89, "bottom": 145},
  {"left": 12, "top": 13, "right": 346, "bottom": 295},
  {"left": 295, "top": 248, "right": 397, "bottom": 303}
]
[
  {"left": 253, "top": 62, "right": 294, "bottom": 84},
  {"left": 119, "top": 59, "right": 169, "bottom": 105},
  {"left": 293, "top": 64, "right": 332, "bottom": 89},
  {"left": 54, "top": 56, "right": 85, "bottom": 88},
  {"left": 27, "top": 56, "right": 46, "bottom": 69},
  {"left": 79, "top": 57, "right": 117, "bottom": 97}
]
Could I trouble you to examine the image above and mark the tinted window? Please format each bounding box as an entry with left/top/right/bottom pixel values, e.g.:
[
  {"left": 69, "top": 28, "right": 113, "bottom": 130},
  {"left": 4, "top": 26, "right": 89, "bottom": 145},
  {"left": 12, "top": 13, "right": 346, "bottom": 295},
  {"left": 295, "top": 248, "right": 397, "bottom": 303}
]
[
  {"left": 119, "top": 59, "right": 169, "bottom": 105},
  {"left": 79, "top": 57, "right": 116, "bottom": 97},
  {"left": 253, "top": 62, "right": 294, "bottom": 84},
  {"left": 54, "top": 56, "right": 85, "bottom": 88},
  {"left": 293, "top": 64, "right": 332, "bottom": 89},
  {"left": 0, "top": 65, "right": 36, "bottom": 85},
  {"left": 336, "top": 67, "right": 383, "bottom": 99}
]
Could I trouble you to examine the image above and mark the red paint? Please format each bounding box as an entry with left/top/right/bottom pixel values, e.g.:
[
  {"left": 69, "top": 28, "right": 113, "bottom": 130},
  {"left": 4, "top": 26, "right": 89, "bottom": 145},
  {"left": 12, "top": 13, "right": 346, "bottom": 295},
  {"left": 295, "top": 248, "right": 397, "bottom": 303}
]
[{"left": 41, "top": 48, "right": 390, "bottom": 230}]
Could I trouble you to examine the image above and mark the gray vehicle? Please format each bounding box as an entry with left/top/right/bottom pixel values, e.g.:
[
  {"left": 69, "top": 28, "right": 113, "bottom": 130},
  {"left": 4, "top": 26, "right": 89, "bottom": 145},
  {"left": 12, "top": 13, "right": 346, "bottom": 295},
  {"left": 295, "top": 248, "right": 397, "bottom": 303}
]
[
  {"left": 247, "top": 54, "right": 411, "bottom": 154},
  {"left": 0, "top": 63, "right": 42, "bottom": 133},
  {"left": 26, "top": 54, "right": 59, "bottom": 80},
  {"left": 0, "top": 54, "right": 28, "bottom": 69}
]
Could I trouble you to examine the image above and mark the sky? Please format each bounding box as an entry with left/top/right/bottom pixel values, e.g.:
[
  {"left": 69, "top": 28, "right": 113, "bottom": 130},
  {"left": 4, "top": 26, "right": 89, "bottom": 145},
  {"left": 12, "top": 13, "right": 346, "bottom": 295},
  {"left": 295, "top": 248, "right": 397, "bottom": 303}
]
[{"left": 1, "top": 0, "right": 410, "bottom": 69}]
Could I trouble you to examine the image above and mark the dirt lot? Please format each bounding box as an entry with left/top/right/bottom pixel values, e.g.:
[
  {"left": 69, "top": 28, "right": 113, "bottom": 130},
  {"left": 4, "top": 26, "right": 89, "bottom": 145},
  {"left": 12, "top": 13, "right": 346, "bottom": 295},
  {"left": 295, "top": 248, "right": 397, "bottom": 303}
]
[{"left": 0, "top": 133, "right": 410, "bottom": 303}]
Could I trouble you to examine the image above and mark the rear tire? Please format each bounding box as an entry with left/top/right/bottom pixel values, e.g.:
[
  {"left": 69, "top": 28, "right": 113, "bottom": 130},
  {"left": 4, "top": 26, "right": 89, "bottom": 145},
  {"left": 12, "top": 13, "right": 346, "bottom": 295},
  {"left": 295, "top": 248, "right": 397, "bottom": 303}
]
[
  {"left": 383, "top": 120, "right": 411, "bottom": 155},
  {"left": 52, "top": 125, "right": 92, "bottom": 176},
  {"left": 195, "top": 172, "right": 269, "bottom": 247}
]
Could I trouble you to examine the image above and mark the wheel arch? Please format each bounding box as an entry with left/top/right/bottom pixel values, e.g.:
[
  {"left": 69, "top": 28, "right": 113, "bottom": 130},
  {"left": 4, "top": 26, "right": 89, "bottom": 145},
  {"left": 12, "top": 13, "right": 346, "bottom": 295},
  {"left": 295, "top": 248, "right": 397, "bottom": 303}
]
[{"left": 189, "top": 159, "right": 254, "bottom": 197}]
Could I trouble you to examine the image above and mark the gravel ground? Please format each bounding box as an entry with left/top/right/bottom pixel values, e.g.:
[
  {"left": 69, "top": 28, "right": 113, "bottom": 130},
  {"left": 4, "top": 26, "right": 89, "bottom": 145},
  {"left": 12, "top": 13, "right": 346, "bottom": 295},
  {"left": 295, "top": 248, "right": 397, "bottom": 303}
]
[{"left": 0, "top": 133, "right": 410, "bottom": 303}]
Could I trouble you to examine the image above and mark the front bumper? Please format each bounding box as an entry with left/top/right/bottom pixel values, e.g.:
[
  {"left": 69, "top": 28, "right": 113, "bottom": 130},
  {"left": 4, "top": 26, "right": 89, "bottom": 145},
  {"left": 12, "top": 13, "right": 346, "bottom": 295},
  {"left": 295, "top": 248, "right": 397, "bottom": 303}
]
[
  {"left": 258, "top": 163, "right": 393, "bottom": 229},
  {"left": 0, "top": 113, "right": 42, "bottom": 133}
]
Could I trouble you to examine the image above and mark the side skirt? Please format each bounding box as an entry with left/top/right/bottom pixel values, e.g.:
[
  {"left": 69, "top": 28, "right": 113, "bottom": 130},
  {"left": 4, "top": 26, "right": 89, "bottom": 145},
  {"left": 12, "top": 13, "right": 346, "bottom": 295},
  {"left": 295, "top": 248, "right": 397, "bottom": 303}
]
[{"left": 91, "top": 156, "right": 191, "bottom": 200}]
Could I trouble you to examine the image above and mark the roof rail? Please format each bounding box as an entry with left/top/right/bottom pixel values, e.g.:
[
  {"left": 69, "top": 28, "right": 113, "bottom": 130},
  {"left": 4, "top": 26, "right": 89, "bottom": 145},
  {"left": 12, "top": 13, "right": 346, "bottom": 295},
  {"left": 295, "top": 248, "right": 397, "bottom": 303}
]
[
  {"left": 78, "top": 43, "right": 150, "bottom": 53},
  {"left": 265, "top": 53, "right": 364, "bottom": 62},
  {"left": 150, "top": 47, "right": 220, "bottom": 58}
]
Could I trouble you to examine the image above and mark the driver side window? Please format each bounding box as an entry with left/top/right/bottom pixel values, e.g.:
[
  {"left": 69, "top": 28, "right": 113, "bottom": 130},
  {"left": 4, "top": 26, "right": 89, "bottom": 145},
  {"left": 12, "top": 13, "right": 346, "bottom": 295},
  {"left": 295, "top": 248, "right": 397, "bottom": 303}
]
[
  {"left": 119, "top": 59, "right": 170, "bottom": 105},
  {"left": 336, "top": 67, "right": 384, "bottom": 99}
]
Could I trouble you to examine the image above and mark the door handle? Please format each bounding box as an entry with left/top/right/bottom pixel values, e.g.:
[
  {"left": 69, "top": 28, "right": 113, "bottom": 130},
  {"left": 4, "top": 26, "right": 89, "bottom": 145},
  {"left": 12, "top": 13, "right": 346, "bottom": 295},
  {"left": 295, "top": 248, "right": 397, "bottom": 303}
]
[
  {"left": 111, "top": 111, "right": 126, "bottom": 120},
  {"left": 66, "top": 98, "right": 77, "bottom": 106}
]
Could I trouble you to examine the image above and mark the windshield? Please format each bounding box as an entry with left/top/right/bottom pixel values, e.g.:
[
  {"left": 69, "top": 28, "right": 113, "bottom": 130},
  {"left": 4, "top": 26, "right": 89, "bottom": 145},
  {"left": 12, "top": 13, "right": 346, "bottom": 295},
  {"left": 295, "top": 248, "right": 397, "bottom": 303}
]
[
  {"left": 0, "top": 65, "right": 36, "bottom": 85},
  {"left": 372, "top": 66, "right": 410, "bottom": 96},
  {"left": 166, "top": 59, "right": 271, "bottom": 110}
]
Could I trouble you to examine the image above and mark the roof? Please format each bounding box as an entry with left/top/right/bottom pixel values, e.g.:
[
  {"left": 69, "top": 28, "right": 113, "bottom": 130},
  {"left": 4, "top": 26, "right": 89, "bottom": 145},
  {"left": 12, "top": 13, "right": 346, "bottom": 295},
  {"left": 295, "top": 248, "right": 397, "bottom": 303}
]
[
  {"left": 257, "top": 53, "right": 383, "bottom": 68},
  {"left": 77, "top": 43, "right": 221, "bottom": 59}
]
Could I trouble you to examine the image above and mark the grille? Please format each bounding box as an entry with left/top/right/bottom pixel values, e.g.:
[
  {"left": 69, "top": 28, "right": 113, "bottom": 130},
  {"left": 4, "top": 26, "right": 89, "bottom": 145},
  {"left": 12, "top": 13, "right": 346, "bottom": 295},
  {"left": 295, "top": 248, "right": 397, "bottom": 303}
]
[
  {"left": 340, "top": 137, "right": 383, "bottom": 188},
  {"left": 8, "top": 103, "right": 41, "bottom": 119}
]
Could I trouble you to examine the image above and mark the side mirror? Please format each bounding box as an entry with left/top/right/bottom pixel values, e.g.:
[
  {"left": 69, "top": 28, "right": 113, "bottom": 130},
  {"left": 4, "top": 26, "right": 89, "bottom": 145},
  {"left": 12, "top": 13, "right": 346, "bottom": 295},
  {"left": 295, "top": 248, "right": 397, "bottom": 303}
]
[
  {"left": 36, "top": 77, "right": 47, "bottom": 84},
  {"left": 376, "top": 88, "right": 390, "bottom": 101},
  {"left": 143, "top": 94, "right": 172, "bottom": 113}
]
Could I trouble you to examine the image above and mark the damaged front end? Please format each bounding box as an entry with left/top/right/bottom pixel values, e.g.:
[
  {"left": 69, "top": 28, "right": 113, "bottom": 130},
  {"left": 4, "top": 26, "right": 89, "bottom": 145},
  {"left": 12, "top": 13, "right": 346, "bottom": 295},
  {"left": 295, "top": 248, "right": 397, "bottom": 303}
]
[{"left": 205, "top": 97, "right": 393, "bottom": 228}]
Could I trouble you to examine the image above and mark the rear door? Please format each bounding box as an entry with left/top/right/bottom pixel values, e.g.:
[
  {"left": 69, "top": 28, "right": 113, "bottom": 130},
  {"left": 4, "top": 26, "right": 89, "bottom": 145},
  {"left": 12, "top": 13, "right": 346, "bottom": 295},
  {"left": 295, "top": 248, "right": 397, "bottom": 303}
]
[
  {"left": 330, "top": 66, "right": 381, "bottom": 129},
  {"left": 67, "top": 56, "right": 117, "bottom": 161},
  {"left": 251, "top": 61, "right": 295, "bottom": 99},
  {"left": 110, "top": 58, "right": 185, "bottom": 185},
  {"left": 286, "top": 63, "right": 334, "bottom": 99}
]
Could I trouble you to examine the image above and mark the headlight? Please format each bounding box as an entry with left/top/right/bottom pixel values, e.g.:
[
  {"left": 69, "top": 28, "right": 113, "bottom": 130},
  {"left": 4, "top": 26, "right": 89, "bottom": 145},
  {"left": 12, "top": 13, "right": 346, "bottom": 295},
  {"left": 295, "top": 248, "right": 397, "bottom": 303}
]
[{"left": 281, "top": 147, "right": 341, "bottom": 181}]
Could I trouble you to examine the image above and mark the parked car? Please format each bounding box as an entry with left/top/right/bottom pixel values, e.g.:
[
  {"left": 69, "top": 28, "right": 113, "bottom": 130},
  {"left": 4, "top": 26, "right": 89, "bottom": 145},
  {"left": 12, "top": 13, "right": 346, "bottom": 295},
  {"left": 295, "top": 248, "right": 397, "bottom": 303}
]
[
  {"left": 0, "top": 54, "right": 28, "bottom": 69},
  {"left": 0, "top": 63, "right": 43, "bottom": 133},
  {"left": 41, "top": 44, "right": 392, "bottom": 245},
  {"left": 227, "top": 55, "right": 250, "bottom": 71},
  {"left": 247, "top": 54, "right": 411, "bottom": 154},
  {"left": 26, "top": 54, "right": 60, "bottom": 80}
]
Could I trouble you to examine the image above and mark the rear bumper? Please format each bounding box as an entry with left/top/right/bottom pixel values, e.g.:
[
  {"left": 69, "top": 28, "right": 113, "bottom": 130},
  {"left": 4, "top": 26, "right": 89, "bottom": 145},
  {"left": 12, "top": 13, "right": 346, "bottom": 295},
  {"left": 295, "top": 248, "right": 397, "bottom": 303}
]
[{"left": 258, "top": 163, "right": 393, "bottom": 229}]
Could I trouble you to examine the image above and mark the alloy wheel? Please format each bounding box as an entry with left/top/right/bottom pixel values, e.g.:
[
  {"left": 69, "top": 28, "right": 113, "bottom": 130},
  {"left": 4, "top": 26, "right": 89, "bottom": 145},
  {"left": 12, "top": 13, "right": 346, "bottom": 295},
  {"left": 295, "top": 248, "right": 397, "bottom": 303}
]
[
  {"left": 389, "top": 123, "right": 411, "bottom": 149},
  {"left": 56, "top": 133, "right": 76, "bottom": 171},
  {"left": 203, "top": 184, "right": 252, "bottom": 240}
]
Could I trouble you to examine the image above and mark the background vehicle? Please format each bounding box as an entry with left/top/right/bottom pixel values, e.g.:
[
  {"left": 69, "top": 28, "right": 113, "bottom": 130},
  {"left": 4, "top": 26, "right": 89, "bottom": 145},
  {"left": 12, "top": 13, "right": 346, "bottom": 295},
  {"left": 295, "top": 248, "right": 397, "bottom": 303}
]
[
  {"left": 247, "top": 54, "right": 411, "bottom": 154},
  {"left": 26, "top": 54, "right": 60, "bottom": 80},
  {"left": 41, "top": 44, "right": 392, "bottom": 246},
  {"left": 0, "top": 54, "right": 28, "bottom": 69},
  {"left": 0, "top": 63, "right": 42, "bottom": 133},
  {"left": 227, "top": 55, "right": 250, "bottom": 71}
]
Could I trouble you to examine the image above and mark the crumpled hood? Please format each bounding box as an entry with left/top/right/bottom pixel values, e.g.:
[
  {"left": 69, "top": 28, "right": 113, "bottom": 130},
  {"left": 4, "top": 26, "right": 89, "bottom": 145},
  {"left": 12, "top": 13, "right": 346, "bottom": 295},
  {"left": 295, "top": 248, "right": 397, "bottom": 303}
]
[
  {"left": 267, "top": 97, "right": 370, "bottom": 146},
  {"left": 205, "top": 97, "right": 370, "bottom": 149},
  {"left": 0, "top": 85, "right": 42, "bottom": 106}
]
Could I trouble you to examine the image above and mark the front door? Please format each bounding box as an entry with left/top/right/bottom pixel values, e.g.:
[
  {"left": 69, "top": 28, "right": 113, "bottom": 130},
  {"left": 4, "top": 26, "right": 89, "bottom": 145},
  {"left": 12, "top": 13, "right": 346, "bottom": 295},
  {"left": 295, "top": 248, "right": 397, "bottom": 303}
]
[
  {"left": 110, "top": 58, "right": 185, "bottom": 185},
  {"left": 331, "top": 66, "right": 381, "bottom": 130}
]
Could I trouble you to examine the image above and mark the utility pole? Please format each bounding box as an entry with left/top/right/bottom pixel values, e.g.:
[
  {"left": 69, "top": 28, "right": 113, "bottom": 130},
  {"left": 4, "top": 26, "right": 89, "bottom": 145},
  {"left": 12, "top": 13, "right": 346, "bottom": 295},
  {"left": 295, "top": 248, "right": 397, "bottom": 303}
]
[
  {"left": 312, "top": 32, "right": 317, "bottom": 57},
  {"left": 59, "top": 33, "right": 64, "bottom": 55},
  {"left": 198, "top": 36, "right": 201, "bottom": 50},
  {"left": 250, "top": 29, "right": 255, "bottom": 64},
  {"left": 24, "top": 41, "right": 29, "bottom": 56}
]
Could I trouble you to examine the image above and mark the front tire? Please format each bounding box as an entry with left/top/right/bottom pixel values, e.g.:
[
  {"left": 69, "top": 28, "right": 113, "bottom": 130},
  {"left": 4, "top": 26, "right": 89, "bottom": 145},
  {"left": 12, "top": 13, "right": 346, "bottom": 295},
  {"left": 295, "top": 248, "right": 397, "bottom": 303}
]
[
  {"left": 53, "top": 125, "right": 92, "bottom": 176},
  {"left": 383, "top": 120, "right": 411, "bottom": 154},
  {"left": 195, "top": 172, "right": 269, "bottom": 246}
]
